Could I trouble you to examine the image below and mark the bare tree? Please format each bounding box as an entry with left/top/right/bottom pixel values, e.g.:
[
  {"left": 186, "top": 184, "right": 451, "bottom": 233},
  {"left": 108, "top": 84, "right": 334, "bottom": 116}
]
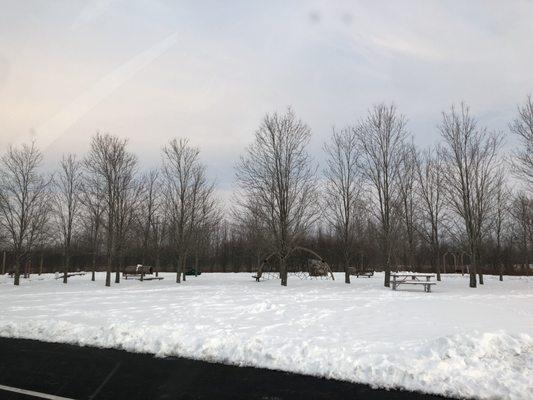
[
  {"left": 84, "top": 133, "right": 137, "bottom": 287},
  {"left": 80, "top": 174, "right": 105, "bottom": 281},
  {"left": 26, "top": 190, "right": 51, "bottom": 278},
  {"left": 490, "top": 173, "right": 509, "bottom": 281},
  {"left": 151, "top": 214, "right": 167, "bottom": 276},
  {"left": 398, "top": 143, "right": 418, "bottom": 269},
  {"left": 53, "top": 154, "right": 82, "bottom": 283},
  {"left": 0, "top": 143, "right": 50, "bottom": 285},
  {"left": 137, "top": 170, "right": 160, "bottom": 265},
  {"left": 324, "top": 127, "right": 363, "bottom": 284},
  {"left": 191, "top": 180, "right": 220, "bottom": 276},
  {"left": 439, "top": 103, "right": 503, "bottom": 287},
  {"left": 510, "top": 95, "right": 533, "bottom": 187},
  {"left": 415, "top": 147, "right": 445, "bottom": 280},
  {"left": 354, "top": 103, "right": 408, "bottom": 287},
  {"left": 231, "top": 200, "right": 269, "bottom": 269},
  {"left": 114, "top": 165, "right": 142, "bottom": 283},
  {"left": 236, "top": 109, "right": 318, "bottom": 286},
  {"left": 509, "top": 192, "right": 532, "bottom": 273},
  {"left": 162, "top": 138, "right": 215, "bottom": 283}
]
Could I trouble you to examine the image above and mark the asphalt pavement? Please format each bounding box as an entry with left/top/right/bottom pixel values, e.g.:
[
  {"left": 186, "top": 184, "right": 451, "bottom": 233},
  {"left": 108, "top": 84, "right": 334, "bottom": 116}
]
[{"left": 0, "top": 337, "right": 452, "bottom": 400}]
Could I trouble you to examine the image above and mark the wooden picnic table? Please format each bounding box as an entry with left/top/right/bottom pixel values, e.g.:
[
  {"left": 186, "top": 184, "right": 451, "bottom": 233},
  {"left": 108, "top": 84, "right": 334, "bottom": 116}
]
[{"left": 391, "top": 273, "right": 436, "bottom": 292}]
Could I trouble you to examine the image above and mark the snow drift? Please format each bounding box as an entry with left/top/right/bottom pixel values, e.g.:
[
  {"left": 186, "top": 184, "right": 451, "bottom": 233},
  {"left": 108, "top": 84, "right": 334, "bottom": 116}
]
[{"left": 1, "top": 272, "right": 532, "bottom": 399}]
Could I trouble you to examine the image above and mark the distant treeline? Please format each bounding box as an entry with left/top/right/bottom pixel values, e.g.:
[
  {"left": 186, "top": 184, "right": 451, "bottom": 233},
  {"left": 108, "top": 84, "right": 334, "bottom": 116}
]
[{"left": 0, "top": 98, "right": 532, "bottom": 287}]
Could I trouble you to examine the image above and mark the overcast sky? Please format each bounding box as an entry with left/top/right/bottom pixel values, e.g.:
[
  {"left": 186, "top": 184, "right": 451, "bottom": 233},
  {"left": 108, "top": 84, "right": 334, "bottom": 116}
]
[{"left": 1, "top": 0, "right": 532, "bottom": 193}]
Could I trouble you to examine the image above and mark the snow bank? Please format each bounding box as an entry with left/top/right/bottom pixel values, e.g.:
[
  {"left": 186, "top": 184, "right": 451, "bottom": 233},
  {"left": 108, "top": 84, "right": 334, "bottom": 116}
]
[{"left": 1, "top": 272, "right": 532, "bottom": 399}]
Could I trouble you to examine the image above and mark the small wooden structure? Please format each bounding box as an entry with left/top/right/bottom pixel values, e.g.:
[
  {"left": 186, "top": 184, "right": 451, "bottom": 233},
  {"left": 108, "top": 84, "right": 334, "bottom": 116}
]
[
  {"left": 55, "top": 271, "right": 86, "bottom": 279},
  {"left": 123, "top": 264, "right": 163, "bottom": 281},
  {"left": 391, "top": 273, "right": 436, "bottom": 292}
]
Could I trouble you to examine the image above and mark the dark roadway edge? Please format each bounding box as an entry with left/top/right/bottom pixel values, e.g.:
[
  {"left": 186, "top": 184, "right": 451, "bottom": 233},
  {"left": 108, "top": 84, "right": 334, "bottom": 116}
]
[{"left": 0, "top": 337, "right": 457, "bottom": 400}]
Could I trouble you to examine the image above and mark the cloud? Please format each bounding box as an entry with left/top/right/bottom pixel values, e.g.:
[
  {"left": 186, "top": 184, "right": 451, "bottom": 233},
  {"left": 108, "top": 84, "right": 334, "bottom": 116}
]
[
  {"left": 26, "top": 32, "right": 179, "bottom": 152},
  {"left": 71, "top": 0, "right": 122, "bottom": 29},
  {"left": 371, "top": 35, "right": 442, "bottom": 60},
  {"left": 1, "top": 0, "right": 532, "bottom": 182}
]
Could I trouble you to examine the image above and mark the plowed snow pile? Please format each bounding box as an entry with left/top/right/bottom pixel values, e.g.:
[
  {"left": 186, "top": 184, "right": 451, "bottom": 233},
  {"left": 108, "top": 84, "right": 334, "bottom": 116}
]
[{"left": 1, "top": 272, "right": 532, "bottom": 399}]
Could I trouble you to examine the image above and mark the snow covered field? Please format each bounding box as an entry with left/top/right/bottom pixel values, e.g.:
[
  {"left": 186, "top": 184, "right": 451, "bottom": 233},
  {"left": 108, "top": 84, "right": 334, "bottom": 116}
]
[{"left": 1, "top": 272, "right": 532, "bottom": 399}]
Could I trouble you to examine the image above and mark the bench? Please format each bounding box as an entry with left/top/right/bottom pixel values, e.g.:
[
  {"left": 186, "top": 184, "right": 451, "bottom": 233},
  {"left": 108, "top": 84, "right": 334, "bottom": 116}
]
[
  {"left": 392, "top": 281, "right": 436, "bottom": 292},
  {"left": 354, "top": 271, "right": 373, "bottom": 278},
  {"left": 124, "top": 274, "right": 164, "bottom": 281},
  {"left": 54, "top": 272, "right": 86, "bottom": 279},
  {"left": 347, "top": 267, "right": 374, "bottom": 278}
]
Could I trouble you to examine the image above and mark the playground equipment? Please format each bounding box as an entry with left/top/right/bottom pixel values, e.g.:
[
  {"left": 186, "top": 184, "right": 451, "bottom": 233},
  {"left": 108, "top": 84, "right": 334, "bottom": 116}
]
[
  {"left": 253, "top": 246, "right": 335, "bottom": 281},
  {"left": 442, "top": 251, "right": 468, "bottom": 275}
]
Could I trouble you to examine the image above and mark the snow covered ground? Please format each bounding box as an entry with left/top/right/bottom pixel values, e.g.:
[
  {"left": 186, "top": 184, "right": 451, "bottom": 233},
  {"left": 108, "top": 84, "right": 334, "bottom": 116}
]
[{"left": 1, "top": 272, "right": 532, "bottom": 399}]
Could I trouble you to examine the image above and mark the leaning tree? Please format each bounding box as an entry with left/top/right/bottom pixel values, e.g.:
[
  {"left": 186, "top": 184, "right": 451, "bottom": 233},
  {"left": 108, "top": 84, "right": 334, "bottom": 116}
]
[{"left": 235, "top": 108, "right": 318, "bottom": 286}]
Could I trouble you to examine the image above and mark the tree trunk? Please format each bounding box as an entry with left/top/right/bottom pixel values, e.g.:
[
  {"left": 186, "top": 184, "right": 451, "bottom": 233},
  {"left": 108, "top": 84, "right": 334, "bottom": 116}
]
[
  {"left": 384, "top": 268, "right": 391, "bottom": 287},
  {"left": 14, "top": 260, "right": 20, "bottom": 286},
  {"left": 194, "top": 251, "right": 199, "bottom": 277},
  {"left": 383, "top": 235, "right": 391, "bottom": 287},
  {"left": 280, "top": 257, "right": 288, "bottom": 286},
  {"left": 115, "top": 253, "right": 121, "bottom": 284},
  {"left": 105, "top": 253, "right": 111, "bottom": 287},
  {"left": 469, "top": 272, "right": 477, "bottom": 287},
  {"left": 176, "top": 255, "right": 181, "bottom": 283},
  {"left": 155, "top": 255, "right": 160, "bottom": 277},
  {"left": 91, "top": 252, "right": 96, "bottom": 281},
  {"left": 435, "top": 247, "right": 441, "bottom": 281},
  {"left": 344, "top": 252, "right": 351, "bottom": 284},
  {"left": 182, "top": 254, "right": 187, "bottom": 282},
  {"left": 499, "top": 263, "right": 503, "bottom": 281},
  {"left": 2, "top": 250, "right": 6, "bottom": 275},
  {"left": 478, "top": 254, "right": 483, "bottom": 285},
  {"left": 469, "top": 246, "right": 477, "bottom": 288},
  {"left": 63, "top": 253, "right": 69, "bottom": 284},
  {"left": 39, "top": 253, "right": 43, "bottom": 275}
]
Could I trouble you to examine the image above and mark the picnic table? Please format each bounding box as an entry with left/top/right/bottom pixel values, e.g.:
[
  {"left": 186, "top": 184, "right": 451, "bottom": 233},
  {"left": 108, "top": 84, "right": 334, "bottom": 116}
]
[
  {"left": 391, "top": 273, "right": 436, "bottom": 292},
  {"left": 347, "top": 267, "right": 374, "bottom": 278}
]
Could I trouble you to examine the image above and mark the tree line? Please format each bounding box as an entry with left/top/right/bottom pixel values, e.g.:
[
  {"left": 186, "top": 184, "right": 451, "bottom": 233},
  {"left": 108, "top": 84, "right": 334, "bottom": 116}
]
[{"left": 0, "top": 98, "right": 531, "bottom": 288}]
